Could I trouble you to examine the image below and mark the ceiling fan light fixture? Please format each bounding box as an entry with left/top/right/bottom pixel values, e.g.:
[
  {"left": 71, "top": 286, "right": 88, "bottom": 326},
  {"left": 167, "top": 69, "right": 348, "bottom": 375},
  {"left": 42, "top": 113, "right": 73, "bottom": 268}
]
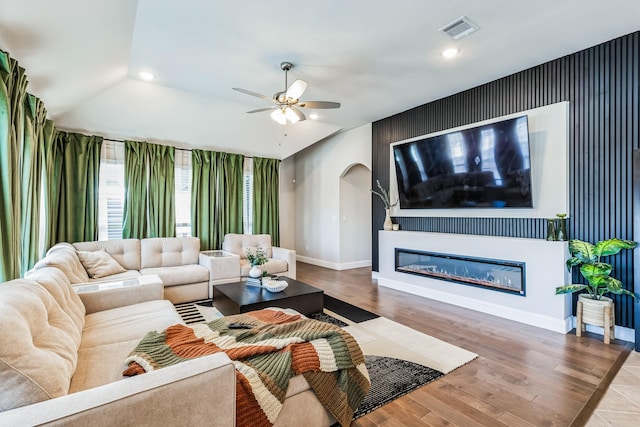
[
  {"left": 270, "top": 109, "right": 287, "bottom": 125},
  {"left": 286, "top": 79, "right": 308, "bottom": 100},
  {"left": 284, "top": 107, "right": 300, "bottom": 123},
  {"left": 235, "top": 61, "right": 340, "bottom": 123}
]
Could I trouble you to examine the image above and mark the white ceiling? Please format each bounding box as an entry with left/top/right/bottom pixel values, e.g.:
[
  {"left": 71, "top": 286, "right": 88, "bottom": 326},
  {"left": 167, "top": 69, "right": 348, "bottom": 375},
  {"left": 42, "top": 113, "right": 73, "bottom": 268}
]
[{"left": 1, "top": 1, "right": 639, "bottom": 159}]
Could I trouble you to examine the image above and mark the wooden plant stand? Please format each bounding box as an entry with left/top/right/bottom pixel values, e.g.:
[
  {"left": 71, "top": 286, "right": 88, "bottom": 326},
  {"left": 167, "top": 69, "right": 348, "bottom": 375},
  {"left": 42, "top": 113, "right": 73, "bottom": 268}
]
[{"left": 576, "top": 295, "right": 615, "bottom": 344}]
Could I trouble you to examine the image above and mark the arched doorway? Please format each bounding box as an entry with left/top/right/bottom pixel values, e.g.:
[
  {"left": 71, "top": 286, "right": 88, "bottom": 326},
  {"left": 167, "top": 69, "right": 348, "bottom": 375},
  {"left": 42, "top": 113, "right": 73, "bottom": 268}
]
[{"left": 339, "top": 163, "right": 372, "bottom": 267}]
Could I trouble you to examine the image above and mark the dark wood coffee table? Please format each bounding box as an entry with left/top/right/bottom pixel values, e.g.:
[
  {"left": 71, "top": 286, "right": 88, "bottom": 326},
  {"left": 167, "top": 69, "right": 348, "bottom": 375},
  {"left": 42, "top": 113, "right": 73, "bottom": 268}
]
[{"left": 212, "top": 277, "right": 324, "bottom": 316}]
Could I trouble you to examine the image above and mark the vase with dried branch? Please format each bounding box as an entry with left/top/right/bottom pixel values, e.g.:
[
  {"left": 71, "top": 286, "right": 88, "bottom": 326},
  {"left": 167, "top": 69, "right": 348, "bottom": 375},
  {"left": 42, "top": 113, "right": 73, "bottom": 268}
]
[{"left": 370, "top": 180, "right": 398, "bottom": 230}]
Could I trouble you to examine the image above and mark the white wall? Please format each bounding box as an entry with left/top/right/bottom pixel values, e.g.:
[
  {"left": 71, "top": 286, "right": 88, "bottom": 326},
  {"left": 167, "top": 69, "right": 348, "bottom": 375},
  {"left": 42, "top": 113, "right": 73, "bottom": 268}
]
[
  {"left": 294, "top": 123, "right": 372, "bottom": 269},
  {"left": 339, "top": 164, "right": 372, "bottom": 266},
  {"left": 279, "top": 156, "right": 296, "bottom": 249}
]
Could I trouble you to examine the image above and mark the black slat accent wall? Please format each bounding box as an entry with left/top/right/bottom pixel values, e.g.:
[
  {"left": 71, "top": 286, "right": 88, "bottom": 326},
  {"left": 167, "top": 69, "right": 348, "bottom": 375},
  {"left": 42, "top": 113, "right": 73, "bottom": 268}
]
[
  {"left": 372, "top": 31, "right": 639, "bottom": 328},
  {"left": 634, "top": 150, "right": 640, "bottom": 350}
]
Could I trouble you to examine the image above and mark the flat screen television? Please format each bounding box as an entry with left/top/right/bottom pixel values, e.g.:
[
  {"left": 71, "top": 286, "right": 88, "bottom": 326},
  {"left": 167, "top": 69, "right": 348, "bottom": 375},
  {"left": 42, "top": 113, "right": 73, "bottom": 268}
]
[{"left": 392, "top": 115, "right": 532, "bottom": 209}]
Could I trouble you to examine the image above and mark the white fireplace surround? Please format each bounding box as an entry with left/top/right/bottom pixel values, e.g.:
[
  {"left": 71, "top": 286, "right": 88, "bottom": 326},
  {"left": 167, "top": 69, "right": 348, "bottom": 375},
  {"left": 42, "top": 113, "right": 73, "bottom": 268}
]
[{"left": 378, "top": 231, "right": 572, "bottom": 333}]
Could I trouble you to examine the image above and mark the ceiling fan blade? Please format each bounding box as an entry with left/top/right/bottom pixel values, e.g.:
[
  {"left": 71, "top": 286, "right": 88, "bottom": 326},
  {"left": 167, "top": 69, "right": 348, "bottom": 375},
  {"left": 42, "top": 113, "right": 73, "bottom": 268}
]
[
  {"left": 289, "top": 107, "right": 306, "bottom": 122},
  {"left": 246, "top": 107, "right": 277, "bottom": 113},
  {"left": 232, "top": 87, "right": 275, "bottom": 103},
  {"left": 286, "top": 79, "right": 308, "bottom": 100},
  {"left": 298, "top": 101, "right": 341, "bottom": 109}
]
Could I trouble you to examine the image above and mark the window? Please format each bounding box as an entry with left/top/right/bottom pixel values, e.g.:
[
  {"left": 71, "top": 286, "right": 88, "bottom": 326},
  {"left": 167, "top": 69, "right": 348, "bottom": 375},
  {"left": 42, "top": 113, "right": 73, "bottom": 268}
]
[
  {"left": 175, "top": 149, "right": 192, "bottom": 237},
  {"left": 98, "top": 143, "right": 246, "bottom": 240},
  {"left": 447, "top": 132, "right": 468, "bottom": 174},
  {"left": 98, "top": 140, "right": 125, "bottom": 241},
  {"left": 480, "top": 129, "right": 502, "bottom": 185},
  {"left": 243, "top": 157, "right": 253, "bottom": 234}
]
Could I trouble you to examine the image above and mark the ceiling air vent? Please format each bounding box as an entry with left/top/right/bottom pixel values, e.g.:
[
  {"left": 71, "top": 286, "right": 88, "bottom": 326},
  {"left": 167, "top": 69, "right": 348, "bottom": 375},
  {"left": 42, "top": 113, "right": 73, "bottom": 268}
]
[{"left": 439, "top": 16, "right": 480, "bottom": 40}]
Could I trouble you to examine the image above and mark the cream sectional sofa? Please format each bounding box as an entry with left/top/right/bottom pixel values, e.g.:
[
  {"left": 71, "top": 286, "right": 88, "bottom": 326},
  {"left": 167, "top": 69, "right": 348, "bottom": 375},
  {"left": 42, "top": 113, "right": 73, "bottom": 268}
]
[
  {"left": 0, "top": 266, "right": 236, "bottom": 426},
  {"left": 32, "top": 237, "right": 210, "bottom": 304},
  {"left": 0, "top": 238, "right": 341, "bottom": 426}
]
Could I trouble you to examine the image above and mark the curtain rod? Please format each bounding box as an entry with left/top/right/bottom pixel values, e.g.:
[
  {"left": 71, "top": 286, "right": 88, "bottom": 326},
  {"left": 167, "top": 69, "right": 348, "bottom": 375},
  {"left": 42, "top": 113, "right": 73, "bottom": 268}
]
[{"left": 103, "top": 138, "right": 254, "bottom": 158}]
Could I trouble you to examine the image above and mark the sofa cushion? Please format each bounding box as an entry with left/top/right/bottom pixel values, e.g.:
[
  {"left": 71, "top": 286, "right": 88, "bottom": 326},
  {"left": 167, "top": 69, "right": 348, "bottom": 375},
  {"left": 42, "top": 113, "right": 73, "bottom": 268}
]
[
  {"left": 32, "top": 243, "right": 89, "bottom": 283},
  {"left": 140, "top": 265, "right": 209, "bottom": 287},
  {"left": 141, "top": 237, "right": 200, "bottom": 268},
  {"left": 73, "top": 239, "right": 142, "bottom": 271},
  {"left": 24, "top": 267, "right": 86, "bottom": 333},
  {"left": 71, "top": 297, "right": 192, "bottom": 393},
  {"left": 240, "top": 259, "right": 288, "bottom": 276},
  {"left": 77, "top": 250, "right": 127, "bottom": 279},
  {"left": 81, "top": 300, "right": 183, "bottom": 348},
  {"left": 0, "top": 279, "right": 81, "bottom": 411},
  {"left": 84, "top": 270, "right": 142, "bottom": 283},
  {"left": 223, "top": 234, "right": 273, "bottom": 259},
  {"left": 70, "top": 339, "right": 142, "bottom": 394}
]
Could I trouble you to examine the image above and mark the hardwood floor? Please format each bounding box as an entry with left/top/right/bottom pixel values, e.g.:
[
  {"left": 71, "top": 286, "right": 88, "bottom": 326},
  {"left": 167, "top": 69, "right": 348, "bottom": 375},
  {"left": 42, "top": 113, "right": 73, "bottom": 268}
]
[{"left": 296, "top": 262, "right": 632, "bottom": 427}]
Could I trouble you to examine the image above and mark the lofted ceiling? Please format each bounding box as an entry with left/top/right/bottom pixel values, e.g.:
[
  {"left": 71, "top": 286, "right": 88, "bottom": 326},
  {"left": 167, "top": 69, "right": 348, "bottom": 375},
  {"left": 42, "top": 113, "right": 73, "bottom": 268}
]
[{"left": 1, "top": 1, "right": 639, "bottom": 159}]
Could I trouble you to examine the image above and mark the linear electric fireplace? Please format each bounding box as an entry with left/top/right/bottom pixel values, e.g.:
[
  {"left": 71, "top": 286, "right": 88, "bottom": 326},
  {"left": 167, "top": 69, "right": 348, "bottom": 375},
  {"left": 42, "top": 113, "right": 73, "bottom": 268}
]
[{"left": 395, "top": 248, "right": 526, "bottom": 296}]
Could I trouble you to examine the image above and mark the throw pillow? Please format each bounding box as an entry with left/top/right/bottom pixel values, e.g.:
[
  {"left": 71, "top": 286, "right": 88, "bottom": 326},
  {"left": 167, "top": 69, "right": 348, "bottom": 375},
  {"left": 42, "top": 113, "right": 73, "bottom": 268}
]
[{"left": 77, "top": 249, "right": 126, "bottom": 278}]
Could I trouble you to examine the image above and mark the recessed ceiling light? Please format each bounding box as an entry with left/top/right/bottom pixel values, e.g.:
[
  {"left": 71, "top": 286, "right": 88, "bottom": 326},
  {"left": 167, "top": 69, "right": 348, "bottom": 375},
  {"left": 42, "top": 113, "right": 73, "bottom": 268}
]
[
  {"left": 309, "top": 113, "right": 319, "bottom": 120},
  {"left": 441, "top": 48, "right": 460, "bottom": 59},
  {"left": 139, "top": 71, "right": 155, "bottom": 81}
]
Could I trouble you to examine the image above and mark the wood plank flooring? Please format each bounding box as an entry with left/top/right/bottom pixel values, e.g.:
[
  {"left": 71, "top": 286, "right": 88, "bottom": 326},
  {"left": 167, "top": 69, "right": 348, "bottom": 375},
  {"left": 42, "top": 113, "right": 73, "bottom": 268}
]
[{"left": 296, "top": 262, "right": 632, "bottom": 427}]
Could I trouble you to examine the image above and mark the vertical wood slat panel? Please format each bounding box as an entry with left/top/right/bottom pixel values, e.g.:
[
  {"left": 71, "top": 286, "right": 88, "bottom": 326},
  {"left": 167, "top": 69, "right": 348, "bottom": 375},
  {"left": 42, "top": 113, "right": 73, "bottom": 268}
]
[{"left": 372, "top": 31, "right": 640, "bottom": 328}]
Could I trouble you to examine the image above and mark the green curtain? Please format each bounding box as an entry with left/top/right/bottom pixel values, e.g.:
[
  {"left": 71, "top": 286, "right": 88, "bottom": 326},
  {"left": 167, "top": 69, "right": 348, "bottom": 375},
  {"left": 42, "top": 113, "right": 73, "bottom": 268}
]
[
  {"left": 191, "top": 149, "right": 223, "bottom": 250},
  {"left": 55, "top": 131, "right": 102, "bottom": 243},
  {"left": 253, "top": 157, "right": 280, "bottom": 247},
  {"left": 148, "top": 144, "right": 176, "bottom": 237},
  {"left": 220, "top": 153, "right": 244, "bottom": 236},
  {"left": 123, "top": 141, "right": 176, "bottom": 239},
  {"left": 0, "top": 50, "right": 28, "bottom": 281},
  {"left": 20, "top": 95, "right": 46, "bottom": 274},
  {"left": 43, "top": 120, "right": 62, "bottom": 251},
  {"left": 123, "top": 140, "right": 149, "bottom": 239}
]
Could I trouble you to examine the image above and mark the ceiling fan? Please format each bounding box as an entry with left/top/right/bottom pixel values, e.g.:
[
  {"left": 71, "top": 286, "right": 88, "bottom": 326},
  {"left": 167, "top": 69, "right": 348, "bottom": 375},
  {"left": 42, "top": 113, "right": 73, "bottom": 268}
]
[{"left": 233, "top": 61, "right": 340, "bottom": 124}]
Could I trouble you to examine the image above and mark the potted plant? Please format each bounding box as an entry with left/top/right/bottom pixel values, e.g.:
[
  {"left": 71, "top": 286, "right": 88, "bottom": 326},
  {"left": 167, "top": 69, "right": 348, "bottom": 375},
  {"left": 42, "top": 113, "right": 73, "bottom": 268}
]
[
  {"left": 246, "top": 247, "right": 268, "bottom": 278},
  {"left": 371, "top": 180, "right": 398, "bottom": 231},
  {"left": 555, "top": 238, "right": 637, "bottom": 343}
]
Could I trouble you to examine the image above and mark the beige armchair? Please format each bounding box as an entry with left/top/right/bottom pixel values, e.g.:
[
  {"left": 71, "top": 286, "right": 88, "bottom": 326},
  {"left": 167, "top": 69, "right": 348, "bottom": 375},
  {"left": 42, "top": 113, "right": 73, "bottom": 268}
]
[{"left": 199, "top": 234, "right": 296, "bottom": 297}]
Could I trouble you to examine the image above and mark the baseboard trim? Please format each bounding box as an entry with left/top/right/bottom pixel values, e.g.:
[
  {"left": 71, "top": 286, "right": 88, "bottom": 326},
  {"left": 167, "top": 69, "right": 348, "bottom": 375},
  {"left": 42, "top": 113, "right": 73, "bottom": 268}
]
[
  {"left": 296, "top": 256, "right": 371, "bottom": 271},
  {"left": 378, "top": 276, "right": 571, "bottom": 333}
]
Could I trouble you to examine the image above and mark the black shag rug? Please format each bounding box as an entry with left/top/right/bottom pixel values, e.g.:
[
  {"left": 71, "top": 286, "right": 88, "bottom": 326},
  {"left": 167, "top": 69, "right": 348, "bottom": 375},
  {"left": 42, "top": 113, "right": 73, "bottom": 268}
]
[
  {"left": 355, "top": 355, "right": 443, "bottom": 418},
  {"left": 329, "top": 355, "right": 444, "bottom": 426}
]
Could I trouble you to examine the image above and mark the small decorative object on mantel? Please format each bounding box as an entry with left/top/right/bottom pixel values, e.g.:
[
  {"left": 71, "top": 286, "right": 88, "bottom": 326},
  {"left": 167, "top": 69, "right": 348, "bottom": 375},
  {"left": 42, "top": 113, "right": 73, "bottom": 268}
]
[
  {"left": 555, "top": 213, "right": 568, "bottom": 241},
  {"left": 546, "top": 213, "right": 568, "bottom": 241},
  {"left": 246, "top": 247, "right": 268, "bottom": 278},
  {"left": 546, "top": 219, "right": 557, "bottom": 241},
  {"left": 555, "top": 237, "right": 638, "bottom": 343},
  {"left": 371, "top": 180, "right": 398, "bottom": 231}
]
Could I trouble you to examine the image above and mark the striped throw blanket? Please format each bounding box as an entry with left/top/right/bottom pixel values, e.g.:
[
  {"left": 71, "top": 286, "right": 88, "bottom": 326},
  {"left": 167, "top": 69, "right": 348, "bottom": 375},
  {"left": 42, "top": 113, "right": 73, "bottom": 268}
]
[{"left": 123, "top": 309, "right": 370, "bottom": 427}]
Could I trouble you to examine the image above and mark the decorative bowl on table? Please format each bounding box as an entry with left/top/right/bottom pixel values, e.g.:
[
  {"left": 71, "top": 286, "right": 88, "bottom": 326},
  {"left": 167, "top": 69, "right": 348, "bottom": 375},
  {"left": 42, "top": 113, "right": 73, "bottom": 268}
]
[{"left": 263, "top": 279, "right": 288, "bottom": 293}]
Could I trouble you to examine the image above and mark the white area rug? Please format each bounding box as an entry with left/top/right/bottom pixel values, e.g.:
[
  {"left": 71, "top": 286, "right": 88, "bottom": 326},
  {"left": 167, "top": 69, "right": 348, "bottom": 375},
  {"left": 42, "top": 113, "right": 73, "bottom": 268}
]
[{"left": 342, "top": 315, "right": 477, "bottom": 374}]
